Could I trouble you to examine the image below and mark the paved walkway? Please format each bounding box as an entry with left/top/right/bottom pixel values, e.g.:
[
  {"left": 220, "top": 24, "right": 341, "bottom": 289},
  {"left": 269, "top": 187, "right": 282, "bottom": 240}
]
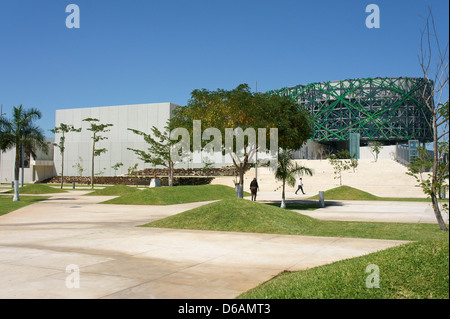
[
  {"left": 251, "top": 191, "right": 448, "bottom": 224},
  {"left": 297, "top": 200, "right": 449, "bottom": 224},
  {"left": 0, "top": 191, "right": 410, "bottom": 299}
]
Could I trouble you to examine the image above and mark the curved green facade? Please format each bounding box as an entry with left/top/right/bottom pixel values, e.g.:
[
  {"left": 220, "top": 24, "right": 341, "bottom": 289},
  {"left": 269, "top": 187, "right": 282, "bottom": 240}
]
[{"left": 268, "top": 77, "right": 433, "bottom": 143}]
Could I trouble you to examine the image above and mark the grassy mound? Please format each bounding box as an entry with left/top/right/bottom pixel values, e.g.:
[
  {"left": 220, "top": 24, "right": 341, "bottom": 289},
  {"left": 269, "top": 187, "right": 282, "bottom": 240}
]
[
  {"left": 0, "top": 196, "right": 50, "bottom": 216},
  {"left": 307, "top": 185, "right": 438, "bottom": 202},
  {"left": 85, "top": 185, "right": 140, "bottom": 196},
  {"left": 143, "top": 197, "right": 316, "bottom": 232},
  {"left": 103, "top": 185, "right": 250, "bottom": 205},
  {"left": 308, "top": 185, "right": 378, "bottom": 201},
  {"left": 5, "top": 184, "right": 67, "bottom": 194},
  {"left": 238, "top": 240, "right": 449, "bottom": 299},
  {"left": 142, "top": 198, "right": 447, "bottom": 242}
]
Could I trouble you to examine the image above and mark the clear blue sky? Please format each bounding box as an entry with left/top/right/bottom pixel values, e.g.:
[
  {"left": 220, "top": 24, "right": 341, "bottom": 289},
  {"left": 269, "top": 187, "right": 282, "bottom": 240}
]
[{"left": 0, "top": 0, "right": 448, "bottom": 135}]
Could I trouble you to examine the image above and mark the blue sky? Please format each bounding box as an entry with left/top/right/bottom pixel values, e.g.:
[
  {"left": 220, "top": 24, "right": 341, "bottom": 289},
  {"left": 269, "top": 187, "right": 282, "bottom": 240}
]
[{"left": 0, "top": 0, "right": 448, "bottom": 134}]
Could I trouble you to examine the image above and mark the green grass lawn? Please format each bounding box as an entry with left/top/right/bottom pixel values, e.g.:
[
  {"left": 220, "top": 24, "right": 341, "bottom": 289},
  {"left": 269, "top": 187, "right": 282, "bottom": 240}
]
[
  {"left": 0, "top": 195, "right": 50, "bottom": 216},
  {"left": 237, "top": 240, "right": 449, "bottom": 299},
  {"left": 46, "top": 183, "right": 91, "bottom": 187},
  {"left": 85, "top": 184, "right": 141, "bottom": 196},
  {"left": 4, "top": 184, "right": 67, "bottom": 194},
  {"left": 308, "top": 185, "right": 443, "bottom": 202},
  {"left": 99, "top": 185, "right": 251, "bottom": 205},
  {"left": 142, "top": 198, "right": 448, "bottom": 242},
  {"left": 143, "top": 198, "right": 449, "bottom": 299}
]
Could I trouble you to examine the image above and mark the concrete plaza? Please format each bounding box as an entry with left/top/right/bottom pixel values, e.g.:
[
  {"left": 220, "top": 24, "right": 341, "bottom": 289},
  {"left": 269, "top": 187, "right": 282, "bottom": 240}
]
[{"left": 0, "top": 190, "right": 434, "bottom": 299}]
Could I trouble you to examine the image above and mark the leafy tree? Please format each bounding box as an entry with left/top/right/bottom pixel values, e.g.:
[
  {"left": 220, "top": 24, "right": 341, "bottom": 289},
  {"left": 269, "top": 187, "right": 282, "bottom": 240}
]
[
  {"left": 83, "top": 118, "right": 113, "bottom": 189},
  {"left": 272, "top": 149, "right": 313, "bottom": 208},
  {"left": 0, "top": 105, "right": 48, "bottom": 201},
  {"left": 170, "top": 84, "right": 312, "bottom": 197},
  {"left": 202, "top": 158, "right": 214, "bottom": 171},
  {"left": 350, "top": 157, "right": 358, "bottom": 172},
  {"left": 72, "top": 157, "right": 84, "bottom": 177},
  {"left": 127, "top": 125, "right": 186, "bottom": 187},
  {"left": 407, "top": 143, "right": 449, "bottom": 213},
  {"left": 406, "top": 146, "right": 433, "bottom": 184},
  {"left": 51, "top": 123, "right": 81, "bottom": 189},
  {"left": 126, "top": 163, "right": 140, "bottom": 187},
  {"left": 111, "top": 162, "right": 124, "bottom": 176},
  {"left": 95, "top": 168, "right": 107, "bottom": 176},
  {"left": 369, "top": 141, "right": 383, "bottom": 162},
  {"left": 327, "top": 150, "right": 353, "bottom": 186},
  {"left": 127, "top": 163, "right": 138, "bottom": 176},
  {"left": 346, "top": 150, "right": 359, "bottom": 173}
]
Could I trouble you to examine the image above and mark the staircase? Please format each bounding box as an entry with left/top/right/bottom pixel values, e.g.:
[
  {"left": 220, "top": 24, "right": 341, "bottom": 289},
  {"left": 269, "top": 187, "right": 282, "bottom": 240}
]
[{"left": 211, "top": 158, "right": 429, "bottom": 198}]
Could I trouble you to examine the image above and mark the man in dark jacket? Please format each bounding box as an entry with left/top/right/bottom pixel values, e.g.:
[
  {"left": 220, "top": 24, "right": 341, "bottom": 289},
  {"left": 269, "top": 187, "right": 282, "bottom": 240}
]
[{"left": 250, "top": 178, "right": 259, "bottom": 201}]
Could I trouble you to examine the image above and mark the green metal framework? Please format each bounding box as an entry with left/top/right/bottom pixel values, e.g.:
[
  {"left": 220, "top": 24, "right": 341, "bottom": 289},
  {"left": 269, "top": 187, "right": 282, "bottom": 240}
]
[{"left": 268, "top": 77, "right": 433, "bottom": 143}]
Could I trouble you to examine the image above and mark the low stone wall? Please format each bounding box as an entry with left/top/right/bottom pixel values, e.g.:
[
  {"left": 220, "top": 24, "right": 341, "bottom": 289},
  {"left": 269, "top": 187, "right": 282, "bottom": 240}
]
[
  {"left": 44, "top": 176, "right": 214, "bottom": 186},
  {"left": 137, "top": 166, "right": 237, "bottom": 177},
  {"left": 42, "top": 166, "right": 236, "bottom": 186}
]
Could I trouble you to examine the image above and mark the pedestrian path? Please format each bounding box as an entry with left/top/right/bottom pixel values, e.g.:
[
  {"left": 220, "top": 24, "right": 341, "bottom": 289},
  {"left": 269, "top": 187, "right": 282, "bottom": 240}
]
[
  {"left": 296, "top": 200, "right": 448, "bottom": 224},
  {"left": 0, "top": 191, "right": 409, "bottom": 299}
]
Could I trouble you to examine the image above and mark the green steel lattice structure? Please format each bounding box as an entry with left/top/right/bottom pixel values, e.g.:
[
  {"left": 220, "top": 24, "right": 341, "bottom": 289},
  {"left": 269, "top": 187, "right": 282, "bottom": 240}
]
[{"left": 268, "top": 77, "right": 433, "bottom": 143}]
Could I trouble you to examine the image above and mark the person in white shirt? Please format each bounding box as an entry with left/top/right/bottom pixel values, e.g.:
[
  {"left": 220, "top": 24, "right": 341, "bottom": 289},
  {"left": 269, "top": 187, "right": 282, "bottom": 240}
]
[{"left": 295, "top": 178, "right": 305, "bottom": 195}]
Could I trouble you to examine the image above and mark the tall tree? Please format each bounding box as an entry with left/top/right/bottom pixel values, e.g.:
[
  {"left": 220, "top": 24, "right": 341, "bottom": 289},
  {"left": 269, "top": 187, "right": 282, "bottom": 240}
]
[
  {"left": 51, "top": 123, "right": 81, "bottom": 189},
  {"left": 418, "top": 8, "right": 449, "bottom": 231},
  {"left": 170, "top": 84, "right": 313, "bottom": 197},
  {"left": 0, "top": 105, "right": 48, "bottom": 201},
  {"left": 272, "top": 149, "right": 313, "bottom": 208},
  {"left": 83, "top": 118, "right": 113, "bottom": 189}
]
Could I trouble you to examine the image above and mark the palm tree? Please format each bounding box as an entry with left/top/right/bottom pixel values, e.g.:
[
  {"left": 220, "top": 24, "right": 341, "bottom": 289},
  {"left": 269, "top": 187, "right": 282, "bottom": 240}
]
[
  {"left": 0, "top": 105, "right": 48, "bottom": 201},
  {"left": 273, "top": 149, "right": 313, "bottom": 209}
]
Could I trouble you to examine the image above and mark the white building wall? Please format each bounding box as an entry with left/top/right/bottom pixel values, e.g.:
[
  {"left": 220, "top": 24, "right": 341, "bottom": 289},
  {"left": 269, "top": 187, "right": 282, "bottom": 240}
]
[
  {"left": 292, "top": 142, "right": 400, "bottom": 161},
  {"left": 0, "top": 139, "right": 55, "bottom": 184},
  {"left": 0, "top": 147, "right": 16, "bottom": 184},
  {"left": 360, "top": 145, "right": 398, "bottom": 160},
  {"left": 54, "top": 103, "right": 178, "bottom": 178}
]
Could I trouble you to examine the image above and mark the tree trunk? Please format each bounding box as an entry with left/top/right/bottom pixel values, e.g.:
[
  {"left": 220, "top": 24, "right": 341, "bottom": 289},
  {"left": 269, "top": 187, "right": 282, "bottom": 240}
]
[
  {"left": 280, "top": 180, "right": 286, "bottom": 209},
  {"left": 431, "top": 116, "right": 448, "bottom": 231},
  {"left": 61, "top": 150, "right": 64, "bottom": 189},
  {"left": 238, "top": 164, "right": 244, "bottom": 186},
  {"left": 91, "top": 137, "right": 95, "bottom": 189},
  {"left": 21, "top": 146, "right": 24, "bottom": 187},
  {"left": 13, "top": 146, "right": 20, "bottom": 201},
  {"left": 431, "top": 192, "right": 448, "bottom": 231},
  {"left": 168, "top": 161, "right": 174, "bottom": 187}
]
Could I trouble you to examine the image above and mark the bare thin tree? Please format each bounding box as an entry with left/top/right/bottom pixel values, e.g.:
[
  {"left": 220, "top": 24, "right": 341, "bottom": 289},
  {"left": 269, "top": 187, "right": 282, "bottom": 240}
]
[{"left": 418, "top": 7, "right": 449, "bottom": 231}]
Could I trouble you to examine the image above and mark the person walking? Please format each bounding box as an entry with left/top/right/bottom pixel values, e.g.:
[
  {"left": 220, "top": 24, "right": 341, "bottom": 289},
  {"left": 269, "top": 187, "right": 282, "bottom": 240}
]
[
  {"left": 250, "top": 178, "right": 259, "bottom": 201},
  {"left": 295, "top": 177, "right": 305, "bottom": 195}
]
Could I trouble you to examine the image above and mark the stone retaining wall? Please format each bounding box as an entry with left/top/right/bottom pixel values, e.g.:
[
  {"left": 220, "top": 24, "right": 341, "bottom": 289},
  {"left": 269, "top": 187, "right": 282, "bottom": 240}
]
[
  {"left": 44, "top": 176, "right": 214, "bottom": 186},
  {"left": 137, "top": 166, "right": 237, "bottom": 177}
]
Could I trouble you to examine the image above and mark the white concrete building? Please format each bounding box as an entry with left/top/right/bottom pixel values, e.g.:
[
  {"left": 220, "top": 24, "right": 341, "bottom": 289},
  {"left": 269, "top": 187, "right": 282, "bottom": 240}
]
[
  {"left": 0, "top": 138, "right": 55, "bottom": 185},
  {"left": 53, "top": 102, "right": 179, "bottom": 178},
  {"left": 0, "top": 102, "right": 178, "bottom": 184}
]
